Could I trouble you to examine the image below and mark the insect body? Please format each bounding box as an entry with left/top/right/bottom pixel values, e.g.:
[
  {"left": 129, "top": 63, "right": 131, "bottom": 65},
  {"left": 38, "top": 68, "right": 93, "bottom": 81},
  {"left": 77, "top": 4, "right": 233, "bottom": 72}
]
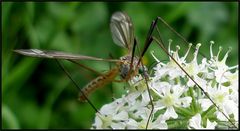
[
  {"left": 79, "top": 66, "right": 119, "bottom": 101},
  {"left": 79, "top": 55, "right": 140, "bottom": 101}
]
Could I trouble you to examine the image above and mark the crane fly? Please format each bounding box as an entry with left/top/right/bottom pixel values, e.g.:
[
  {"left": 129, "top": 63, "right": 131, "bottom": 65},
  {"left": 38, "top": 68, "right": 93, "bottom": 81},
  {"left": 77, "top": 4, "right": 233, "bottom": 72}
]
[
  {"left": 14, "top": 11, "right": 236, "bottom": 129},
  {"left": 14, "top": 11, "right": 154, "bottom": 124}
]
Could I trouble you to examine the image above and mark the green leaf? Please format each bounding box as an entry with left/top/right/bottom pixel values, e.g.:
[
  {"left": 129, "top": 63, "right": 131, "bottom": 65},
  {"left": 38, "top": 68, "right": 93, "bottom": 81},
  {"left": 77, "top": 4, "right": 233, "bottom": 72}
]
[
  {"left": 2, "top": 58, "right": 40, "bottom": 94},
  {"left": 2, "top": 104, "right": 20, "bottom": 129}
]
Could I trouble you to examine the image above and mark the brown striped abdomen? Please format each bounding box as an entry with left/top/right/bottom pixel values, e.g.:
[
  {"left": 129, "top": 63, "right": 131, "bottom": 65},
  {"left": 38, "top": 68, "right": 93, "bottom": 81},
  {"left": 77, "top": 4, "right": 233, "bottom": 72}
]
[{"left": 79, "top": 67, "right": 119, "bottom": 101}]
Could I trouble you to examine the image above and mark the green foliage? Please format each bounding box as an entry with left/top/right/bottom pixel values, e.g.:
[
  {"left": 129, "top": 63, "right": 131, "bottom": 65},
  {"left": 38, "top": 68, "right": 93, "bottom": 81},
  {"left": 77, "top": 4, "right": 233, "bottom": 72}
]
[{"left": 2, "top": 2, "right": 237, "bottom": 129}]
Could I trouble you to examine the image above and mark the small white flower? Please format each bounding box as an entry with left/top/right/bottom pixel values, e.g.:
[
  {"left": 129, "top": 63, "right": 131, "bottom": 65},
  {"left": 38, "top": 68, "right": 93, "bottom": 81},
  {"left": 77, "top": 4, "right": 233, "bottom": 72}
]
[
  {"left": 225, "top": 70, "right": 239, "bottom": 92},
  {"left": 153, "top": 84, "right": 192, "bottom": 119},
  {"left": 92, "top": 98, "right": 128, "bottom": 129},
  {"left": 208, "top": 42, "right": 236, "bottom": 84},
  {"left": 198, "top": 85, "right": 238, "bottom": 122},
  {"left": 152, "top": 40, "right": 186, "bottom": 80},
  {"left": 189, "top": 113, "right": 217, "bottom": 129},
  {"left": 126, "top": 114, "right": 168, "bottom": 129}
]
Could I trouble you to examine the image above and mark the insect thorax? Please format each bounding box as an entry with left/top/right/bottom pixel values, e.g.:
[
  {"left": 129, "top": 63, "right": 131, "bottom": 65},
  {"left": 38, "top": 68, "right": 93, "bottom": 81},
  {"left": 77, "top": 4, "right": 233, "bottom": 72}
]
[{"left": 119, "top": 55, "right": 140, "bottom": 80}]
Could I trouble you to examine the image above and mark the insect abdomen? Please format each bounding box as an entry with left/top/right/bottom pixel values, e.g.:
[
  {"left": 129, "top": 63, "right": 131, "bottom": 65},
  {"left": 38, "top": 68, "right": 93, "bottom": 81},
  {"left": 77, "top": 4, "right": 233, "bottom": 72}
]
[{"left": 79, "top": 67, "right": 119, "bottom": 101}]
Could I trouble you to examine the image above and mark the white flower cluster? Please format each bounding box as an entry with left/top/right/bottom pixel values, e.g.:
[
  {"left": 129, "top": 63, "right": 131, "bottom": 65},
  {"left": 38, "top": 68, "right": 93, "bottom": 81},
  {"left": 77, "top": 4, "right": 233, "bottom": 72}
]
[{"left": 92, "top": 40, "right": 238, "bottom": 129}]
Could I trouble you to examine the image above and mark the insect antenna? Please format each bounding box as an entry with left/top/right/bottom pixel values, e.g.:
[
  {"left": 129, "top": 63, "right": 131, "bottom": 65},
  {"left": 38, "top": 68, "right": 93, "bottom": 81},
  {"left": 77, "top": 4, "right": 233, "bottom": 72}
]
[
  {"left": 55, "top": 59, "right": 100, "bottom": 114},
  {"left": 151, "top": 35, "right": 237, "bottom": 128}
]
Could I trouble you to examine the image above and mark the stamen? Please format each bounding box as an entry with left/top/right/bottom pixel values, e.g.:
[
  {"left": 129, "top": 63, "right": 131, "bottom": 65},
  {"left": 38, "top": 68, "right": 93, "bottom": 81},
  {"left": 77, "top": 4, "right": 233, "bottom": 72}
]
[
  {"left": 151, "top": 51, "right": 160, "bottom": 63},
  {"left": 228, "top": 47, "right": 232, "bottom": 52},
  {"left": 193, "top": 43, "right": 201, "bottom": 61},
  {"left": 216, "top": 46, "right": 222, "bottom": 60},
  {"left": 221, "top": 47, "right": 232, "bottom": 64},
  {"left": 174, "top": 45, "right": 180, "bottom": 61},
  {"left": 168, "top": 40, "right": 173, "bottom": 60},
  {"left": 182, "top": 43, "right": 192, "bottom": 60},
  {"left": 210, "top": 41, "right": 214, "bottom": 58},
  {"left": 170, "top": 50, "right": 174, "bottom": 57},
  {"left": 168, "top": 39, "right": 173, "bottom": 54},
  {"left": 176, "top": 45, "right": 180, "bottom": 51},
  {"left": 228, "top": 65, "right": 238, "bottom": 70}
]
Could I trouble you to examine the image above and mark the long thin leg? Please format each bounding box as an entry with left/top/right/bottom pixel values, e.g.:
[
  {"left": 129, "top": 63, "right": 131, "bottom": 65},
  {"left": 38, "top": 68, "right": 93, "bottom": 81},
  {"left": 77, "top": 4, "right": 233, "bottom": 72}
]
[
  {"left": 138, "top": 16, "right": 206, "bottom": 62},
  {"left": 55, "top": 59, "right": 99, "bottom": 114},
  {"left": 108, "top": 53, "right": 115, "bottom": 101},
  {"left": 68, "top": 59, "right": 103, "bottom": 76},
  {"left": 134, "top": 37, "right": 154, "bottom": 129},
  {"left": 155, "top": 16, "right": 206, "bottom": 58},
  {"left": 69, "top": 56, "right": 122, "bottom": 83},
  {"left": 140, "top": 60, "right": 154, "bottom": 129}
]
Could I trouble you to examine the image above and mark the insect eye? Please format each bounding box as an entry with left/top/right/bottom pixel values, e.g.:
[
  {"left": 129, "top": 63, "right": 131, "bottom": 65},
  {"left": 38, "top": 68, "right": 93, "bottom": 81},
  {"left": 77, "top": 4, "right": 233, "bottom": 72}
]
[
  {"left": 138, "top": 66, "right": 148, "bottom": 74},
  {"left": 138, "top": 68, "right": 144, "bottom": 74}
]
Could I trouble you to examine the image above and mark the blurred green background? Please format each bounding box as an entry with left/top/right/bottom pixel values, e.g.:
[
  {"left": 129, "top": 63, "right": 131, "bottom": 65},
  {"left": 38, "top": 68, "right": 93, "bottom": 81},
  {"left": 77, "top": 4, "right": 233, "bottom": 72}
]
[{"left": 2, "top": 2, "right": 238, "bottom": 129}]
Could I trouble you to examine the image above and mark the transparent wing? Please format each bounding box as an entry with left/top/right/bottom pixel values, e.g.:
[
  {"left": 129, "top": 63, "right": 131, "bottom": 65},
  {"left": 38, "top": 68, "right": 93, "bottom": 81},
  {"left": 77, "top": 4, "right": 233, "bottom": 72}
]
[
  {"left": 14, "top": 49, "right": 121, "bottom": 63},
  {"left": 110, "top": 12, "right": 134, "bottom": 52}
]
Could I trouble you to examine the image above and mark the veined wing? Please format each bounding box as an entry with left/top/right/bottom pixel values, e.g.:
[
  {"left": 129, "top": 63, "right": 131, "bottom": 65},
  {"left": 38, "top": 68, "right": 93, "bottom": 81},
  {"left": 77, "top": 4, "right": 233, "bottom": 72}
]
[
  {"left": 110, "top": 12, "right": 134, "bottom": 52},
  {"left": 14, "top": 49, "right": 121, "bottom": 63}
]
